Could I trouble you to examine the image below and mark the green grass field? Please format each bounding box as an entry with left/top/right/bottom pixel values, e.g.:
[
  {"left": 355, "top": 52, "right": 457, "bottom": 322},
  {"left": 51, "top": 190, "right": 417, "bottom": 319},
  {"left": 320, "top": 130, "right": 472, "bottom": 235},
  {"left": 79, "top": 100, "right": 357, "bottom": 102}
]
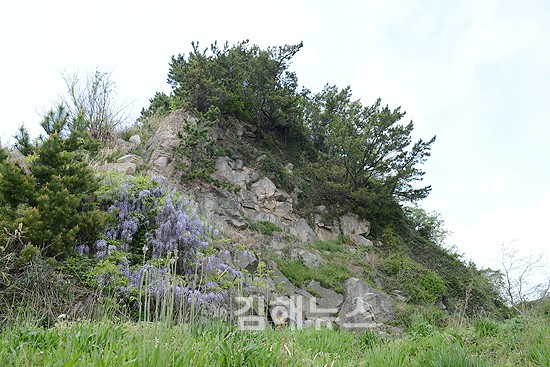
[{"left": 1, "top": 309, "right": 548, "bottom": 367}]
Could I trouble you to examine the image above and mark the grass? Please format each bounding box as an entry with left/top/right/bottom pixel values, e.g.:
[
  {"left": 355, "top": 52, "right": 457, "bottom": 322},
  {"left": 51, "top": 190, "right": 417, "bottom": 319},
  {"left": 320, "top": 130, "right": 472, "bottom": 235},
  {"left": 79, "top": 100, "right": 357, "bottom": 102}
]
[
  {"left": 276, "top": 259, "right": 354, "bottom": 293},
  {"left": 2, "top": 244, "right": 549, "bottom": 366},
  {"left": 244, "top": 218, "right": 283, "bottom": 236},
  {"left": 1, "top": 312, "right": 548, "bottom": 366}
]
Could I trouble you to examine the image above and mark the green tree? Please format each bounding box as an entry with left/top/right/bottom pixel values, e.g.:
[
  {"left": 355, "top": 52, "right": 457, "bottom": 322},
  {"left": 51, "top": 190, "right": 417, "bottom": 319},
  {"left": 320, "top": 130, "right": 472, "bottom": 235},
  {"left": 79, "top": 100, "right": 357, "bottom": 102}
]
[
  {"left": 139, "top": 91, "right": 173, "bottom": 120},
  {"left": 405, "top": 206, "right": 451, "bottom": 247},
  {"left": 13, "top": 125, "right": 35, "bottom": 156},
  {"left": 174, "top": 106, "right": 222, "bottom": 181},
  {"left": 0, "top": 106, "right": 106, "bottom": 258},
  {"left": 168, "top": 40, "right": 303, "bottom": 131},
  {"left": 303, "top": 85, "right": 435, "bottom": 202}
]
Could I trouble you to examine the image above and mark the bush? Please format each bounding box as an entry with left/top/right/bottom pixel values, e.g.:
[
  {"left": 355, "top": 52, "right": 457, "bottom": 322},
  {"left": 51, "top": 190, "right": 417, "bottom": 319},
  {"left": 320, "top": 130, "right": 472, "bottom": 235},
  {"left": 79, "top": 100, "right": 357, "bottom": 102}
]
[{"left": 382, "top": 252, "right": 446, "bottom": 305}]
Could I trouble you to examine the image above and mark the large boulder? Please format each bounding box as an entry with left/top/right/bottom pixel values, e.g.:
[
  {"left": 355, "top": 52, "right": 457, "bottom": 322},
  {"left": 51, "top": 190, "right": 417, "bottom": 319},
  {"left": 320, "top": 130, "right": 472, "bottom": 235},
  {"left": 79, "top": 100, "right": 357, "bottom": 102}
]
[
  {"left": 213, "top": 156, "right": 251, "bottom": 188},
  {"left": 337, "top": 278, "right": 394, "bottom": 330},
  {"left": 339, "top": 213, "right": 370, "bottom": 236},
  {"left": 306, "top": 280, "right": 344, "bottom": 310},
  {"left": 117, "top": 154, "right": 144, "bottom": 167},
  {"left": 251, "top": 177, "right": 277, "bottom": 200},
  {"left": 314, "top": 214, "right": 340, "bottom": 242},
  {"left": 101, "top": 162, "right": 136, "bottom": 175},
  {"left": 290, "top": 218, "right": 317, "bottom": 243}
]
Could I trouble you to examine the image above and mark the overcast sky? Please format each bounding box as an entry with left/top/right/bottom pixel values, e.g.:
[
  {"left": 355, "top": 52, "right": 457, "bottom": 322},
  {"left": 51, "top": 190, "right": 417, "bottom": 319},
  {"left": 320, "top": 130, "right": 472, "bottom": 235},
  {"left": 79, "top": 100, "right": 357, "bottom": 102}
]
[{"left": 1, "top": 0, "right": 548, "bottom": 282}]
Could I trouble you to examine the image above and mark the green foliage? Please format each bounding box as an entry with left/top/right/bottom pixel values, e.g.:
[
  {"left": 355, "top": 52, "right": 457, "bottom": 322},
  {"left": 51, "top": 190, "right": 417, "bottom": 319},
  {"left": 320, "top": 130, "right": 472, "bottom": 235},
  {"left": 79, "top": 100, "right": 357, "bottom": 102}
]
[
  {"left": 313, "top": 238, "right": 345, "bottom": 252},
  {"left": 405, "top": 206, "right": 451, "bottom": 247},
  {"left": 0, "top": 108, "right": 106, "bottom": 258},
  {"left": 18, "top": 244, "right": 41, "bottom": 264},
  {"left": 168, "top": 40, "right": 303, "bottom": 131},
  {"left": 139, "top": 91, "right": 173, "bottom": 120},
  {"left": 13, "top": 125, "right": 34, "bottom": 156},
  {"left": 302, "top": 85, "right": 435, "bottom": 202},
  {"left": 276, "top": 259, "right": 353, "bottom": 293},
  {"left": 394, "top": 303, "right": 448, "bottom": 329},
  {"left": 244, "top": 218, "right": 282, "bottom": 236},
  {"left": 174, "top": 106, "right": 236, "bottom": 191},
  {"left": 0, "top": 302, "right": 548, "bottom": 366},
  {"left": 382, "top": 252, "right": 446, "bottom": 305},
  {"left": 427, "top": 345, "right": 490, "bottom": 367},
  {"left": 474, "top": 318, "right": 500, "bottom": 338}
]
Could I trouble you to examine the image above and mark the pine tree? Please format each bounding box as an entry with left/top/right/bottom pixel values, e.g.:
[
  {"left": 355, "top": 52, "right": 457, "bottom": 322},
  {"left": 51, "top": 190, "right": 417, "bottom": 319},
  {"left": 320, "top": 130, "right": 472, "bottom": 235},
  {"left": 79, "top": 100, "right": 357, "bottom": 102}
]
[{"left": 0, "top": 107, "right": 106, "bottom": 257}]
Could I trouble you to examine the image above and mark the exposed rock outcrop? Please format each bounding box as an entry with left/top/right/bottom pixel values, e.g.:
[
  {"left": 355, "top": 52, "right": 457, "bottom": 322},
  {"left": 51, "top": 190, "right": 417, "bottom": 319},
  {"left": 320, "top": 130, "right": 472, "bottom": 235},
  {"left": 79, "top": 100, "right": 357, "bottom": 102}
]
[
  {"left": 139, "top": 109, "right": 398, "bottom": 330},
  {"left": 337, "top": 278, "right": 394, "bottom": 330}
]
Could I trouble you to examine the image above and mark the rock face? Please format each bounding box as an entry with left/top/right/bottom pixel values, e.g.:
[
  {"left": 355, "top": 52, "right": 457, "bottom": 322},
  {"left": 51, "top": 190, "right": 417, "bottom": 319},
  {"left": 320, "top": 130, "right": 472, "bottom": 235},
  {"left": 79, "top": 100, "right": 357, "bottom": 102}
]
[
  {"left": 213, "top": 156, "right": 253, "bottom": 189},
  {"left": 307, "top": 280, "right": 344, "bottom": 310},
  {"left": 339, "top": 213, "right": 372, "bottom": 247},
  {"left": 290, "top": 218, "right": 317, "bottom": 243},
  {"left": 337, "top": 278, "right": 394, "bottom": 330},
  {"left": 251, "top": 177, "right": 277, "bottom": 200},
  {"left": 147, "top": 109, "right": 194, "bottom": 177},
  {"left": 141, "top": 108, "right": 399, "bottom": 330}
]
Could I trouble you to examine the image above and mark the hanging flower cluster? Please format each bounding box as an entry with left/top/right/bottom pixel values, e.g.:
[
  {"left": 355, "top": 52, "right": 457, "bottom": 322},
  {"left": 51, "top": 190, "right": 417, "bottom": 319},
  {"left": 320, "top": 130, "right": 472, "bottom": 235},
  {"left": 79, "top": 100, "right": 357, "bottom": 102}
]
[
  {"left": 81, "top": 175, "right": 213, "bottom": 264},
  {"left": 82, "top": 174, "right": 242, "bottom": 313}
]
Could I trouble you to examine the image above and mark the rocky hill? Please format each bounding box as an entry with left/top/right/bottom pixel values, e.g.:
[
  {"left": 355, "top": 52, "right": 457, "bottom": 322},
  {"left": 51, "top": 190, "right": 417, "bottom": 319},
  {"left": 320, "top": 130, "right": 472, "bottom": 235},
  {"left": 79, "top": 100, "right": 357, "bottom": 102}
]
[{"left": 97, "top": 108, "right": 446, "bottom": 333}]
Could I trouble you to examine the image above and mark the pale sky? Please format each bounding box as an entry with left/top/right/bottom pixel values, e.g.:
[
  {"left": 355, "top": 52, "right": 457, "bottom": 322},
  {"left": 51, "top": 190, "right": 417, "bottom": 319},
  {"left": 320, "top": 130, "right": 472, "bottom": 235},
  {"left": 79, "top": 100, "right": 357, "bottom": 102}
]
[{"left": 1, "top": 0, "right": 549, "bottom": 283}]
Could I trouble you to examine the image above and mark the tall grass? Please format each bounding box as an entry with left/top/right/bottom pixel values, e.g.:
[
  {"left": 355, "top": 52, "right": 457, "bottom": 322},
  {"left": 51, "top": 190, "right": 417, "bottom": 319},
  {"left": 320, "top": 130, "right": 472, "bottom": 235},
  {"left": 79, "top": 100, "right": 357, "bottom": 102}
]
[
  {"left": 1, "top": 311, "right": 549, "bottom": 366},
  {"left": 1, "top": 253, "right": 549, "bottom": 366}
]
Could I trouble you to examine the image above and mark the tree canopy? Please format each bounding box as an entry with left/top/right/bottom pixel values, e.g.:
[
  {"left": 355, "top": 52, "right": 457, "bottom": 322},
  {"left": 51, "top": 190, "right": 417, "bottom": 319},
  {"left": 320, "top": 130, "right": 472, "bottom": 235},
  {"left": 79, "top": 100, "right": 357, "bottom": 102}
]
[
  {"left": 303, "top": 85, "right": 435, "bottom": 202},
  {"left": 167, "top": 40, "right": 303, "bottom": 131}
]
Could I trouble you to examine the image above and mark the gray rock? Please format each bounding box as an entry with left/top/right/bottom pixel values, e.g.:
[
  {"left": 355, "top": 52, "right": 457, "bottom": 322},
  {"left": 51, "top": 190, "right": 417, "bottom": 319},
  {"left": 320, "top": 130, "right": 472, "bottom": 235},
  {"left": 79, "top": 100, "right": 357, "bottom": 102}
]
[
  {"left": 117, "top": 154, "right": 144, "bottom": 166},
  {"left": 268, "top": 240, "right": 289, "bottom": 251},
  {"left": 353, "top": 235, "right": 374, "bottom": 247},
  {"left": 340, "top": 213, "right": 371, "bottom": 237},
  {"left": 216, "top": 250, "right": 234, "bottom": 267},
  {"left": 262, "top": 200, "right": 293, "bottom": 220},
  {"left": 229, "top": 218, "right": 248, "bottom": 229},
  {"left": 337, "top": 278, "right": 394, "bottom": 330},
  {"left": 314, "top": 216, "right": 340, "bottom": 241},
  {"left": 214, "top": 156, "right": 250, "bottom": 188},
  {"left": 290, "top": 218, "right": 317, "bottom": 243},
  {"left": 229, "top": 159, "right": 244, "bottom": 170},
  {"left": 393, "top": 290, "right": 408, "bottom": 303},
  {"left": 233, "top": 249, "right": 257, "bottom": 271},
  {"left": 129, "top": 135, "right": 141, "bottom": 145},
  {"left": 307, "top": 280, "right": 344, "bottom": 310},
  {"left": 217, "top": 198, "right": 241, "bottom": 218},
  {"left": 153, "top": 156, "right": 169, "bottom": 168},
  {"left": 315, "top": 227, "right": 339, "bottom": 242},
  {"left": 290, "top": 249, "right": 321, "bottom": 267},
  {"left": 251, "top": 177, "right": 277, "bottom": 200},
  {"left": 102, "top": 162, "right": 136, "bottom": 175},
  {"left": 374, "top": 240, "right": 384, "bottom": 247}
]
